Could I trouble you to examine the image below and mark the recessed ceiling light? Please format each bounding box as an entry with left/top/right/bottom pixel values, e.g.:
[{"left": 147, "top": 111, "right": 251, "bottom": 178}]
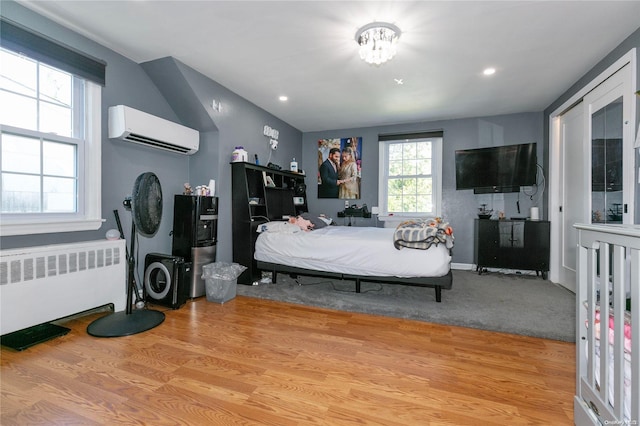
[
  {"left": 394, "top": 78, "right": 404, "bottom": 85},
  {"left": 483, "top": 67, "right": 496, "bottom": 76},
  {"left": 279, "top": 95, "right": 288, "bottom": 101}
]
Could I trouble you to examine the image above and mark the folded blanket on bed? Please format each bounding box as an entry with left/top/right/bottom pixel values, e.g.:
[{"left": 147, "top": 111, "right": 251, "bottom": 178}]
[{"left": 393, "top": 218, "right": 454, "bottom": 250}]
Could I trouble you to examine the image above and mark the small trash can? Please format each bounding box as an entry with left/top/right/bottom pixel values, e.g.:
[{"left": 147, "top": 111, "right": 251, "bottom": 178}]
[{"left": 201, "top": 262, "right": 247, "bottom": 303}]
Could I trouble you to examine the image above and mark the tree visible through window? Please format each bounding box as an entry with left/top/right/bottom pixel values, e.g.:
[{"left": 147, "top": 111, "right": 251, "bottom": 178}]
[{"left": 379, "top": 134, "right": 442, "bottom": 216}]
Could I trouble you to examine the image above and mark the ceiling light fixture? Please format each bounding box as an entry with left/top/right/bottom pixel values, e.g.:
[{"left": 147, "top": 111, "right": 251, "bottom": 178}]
[
  {"left": 483, "top": 67, "right": 496, "bottom": 76},
  {"left": 355, "top": 22, "right": 401, "bottom": 66}
]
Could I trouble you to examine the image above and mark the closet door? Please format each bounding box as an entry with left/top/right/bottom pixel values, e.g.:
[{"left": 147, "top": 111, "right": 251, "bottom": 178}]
[
  {"left": 551, "top": 58, "right": 635, "bottom": 291},
  {"left": 585, "top": 63, "right": 634, "bottom": 226},
  {"left": 558, "top": 102, "right": 586, "bottom": 291}
]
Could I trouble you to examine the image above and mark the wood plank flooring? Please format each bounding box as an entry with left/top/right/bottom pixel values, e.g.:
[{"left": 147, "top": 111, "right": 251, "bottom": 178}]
[{"left": 1, "top": 295, "right": 575, "bottom": 425}]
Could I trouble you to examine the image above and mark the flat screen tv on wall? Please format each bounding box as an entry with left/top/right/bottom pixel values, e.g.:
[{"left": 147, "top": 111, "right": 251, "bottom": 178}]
[{"left": 455, "top": 142, "right": 537, "bottom": 194}]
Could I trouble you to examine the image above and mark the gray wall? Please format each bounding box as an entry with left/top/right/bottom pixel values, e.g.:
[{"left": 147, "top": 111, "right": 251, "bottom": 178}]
[
  {"left": 0, "top": 2, "right": 302, "bottom": 279},
  {"left": 303, "top": 112, "right": 544, "bottom": 265}
]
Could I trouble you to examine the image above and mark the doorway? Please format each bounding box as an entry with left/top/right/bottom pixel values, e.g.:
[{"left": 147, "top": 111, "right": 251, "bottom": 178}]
[{"left": 549, "top": 49, "right": 636, "bottom": 291}]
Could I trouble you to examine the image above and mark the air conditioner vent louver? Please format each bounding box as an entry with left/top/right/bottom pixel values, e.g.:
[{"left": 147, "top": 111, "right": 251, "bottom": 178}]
[
  {"left": 108, "top": 105, "right": 199, "bottom": 155},
  {"left": 124, "top": 133, "right": 192, "bottom": 154}
]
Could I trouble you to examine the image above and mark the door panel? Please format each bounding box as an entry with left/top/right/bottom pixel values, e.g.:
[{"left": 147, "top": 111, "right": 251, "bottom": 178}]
[
  {"left": 554, "top": 62, "right": 633, "bottom": 292},
  {"left": 559, "top": 102, "right": 585, "bottom": 291}
]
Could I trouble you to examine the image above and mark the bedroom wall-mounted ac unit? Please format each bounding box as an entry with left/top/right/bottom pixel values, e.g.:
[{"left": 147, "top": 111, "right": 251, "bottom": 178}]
[{"left": 108, "top": 105, "right": 199, "bottom": 155}]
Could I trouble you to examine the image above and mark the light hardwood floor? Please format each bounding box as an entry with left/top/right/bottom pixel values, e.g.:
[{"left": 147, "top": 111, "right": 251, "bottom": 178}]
[{"left": 1, "top": 296, "right": 575, "bottom": 425}]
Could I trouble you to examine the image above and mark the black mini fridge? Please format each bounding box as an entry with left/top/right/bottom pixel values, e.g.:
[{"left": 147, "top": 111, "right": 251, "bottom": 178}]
[{"left": 172, "top": 195, "right": 218, "bottom": 298}]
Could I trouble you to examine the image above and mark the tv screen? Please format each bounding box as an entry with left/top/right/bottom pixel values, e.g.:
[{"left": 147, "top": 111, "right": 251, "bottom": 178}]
[{"left": 455, "top": 143, "right": 537, "bottom": 193}]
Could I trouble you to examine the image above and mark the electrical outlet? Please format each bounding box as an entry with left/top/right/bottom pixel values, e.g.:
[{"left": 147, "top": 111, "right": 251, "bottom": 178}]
[{"left": 371, "top": 206, "right": 379, "bottom": 214}]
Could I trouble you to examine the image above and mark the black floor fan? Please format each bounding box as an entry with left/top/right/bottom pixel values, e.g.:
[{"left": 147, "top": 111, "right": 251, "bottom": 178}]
[{"left": 87, "top": 172, "right": 165, "bottom": 337}]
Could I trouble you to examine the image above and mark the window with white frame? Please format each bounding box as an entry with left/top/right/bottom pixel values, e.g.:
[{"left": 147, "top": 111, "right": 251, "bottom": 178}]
[
  {"left": 0, "top": 18, "right": 105, "bottom": 236},
  {"left": 378, "top": 132, "right": 443, "bottom": 217}
]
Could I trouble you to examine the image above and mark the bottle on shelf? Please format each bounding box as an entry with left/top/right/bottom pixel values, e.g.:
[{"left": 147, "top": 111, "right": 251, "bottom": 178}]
[{"left": 290, "top": 157, "right": 298, "bottom": 172}]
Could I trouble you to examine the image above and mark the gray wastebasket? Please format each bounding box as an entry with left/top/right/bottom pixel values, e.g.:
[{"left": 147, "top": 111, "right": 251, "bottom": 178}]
[{"left": 201, "top": 262, "right": 247, "bottom": 303}]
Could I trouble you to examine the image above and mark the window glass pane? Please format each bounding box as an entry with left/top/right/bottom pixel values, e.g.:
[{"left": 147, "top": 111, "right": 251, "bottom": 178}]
[
  {"left": 40, "top": 101, "right": 72, "bottom": 137},
  {"left": 388, "top": 144, "right": 403, "bottom": 161},
  {"left": 402, "top": 143, "right": 416, "bottom": 159},
  {"left": 43, "top": 141, "right": 75, "bottom": 177},
  {"left": 416, "top": 158, "right": 431, "bottom": 175},
  {"left": 388, "top": 159, "right": 403, "bottom": 176},
  {"left": 403, "top": 196, "right": 417, "bottom": 212},
  {"left": 1, "top": 173, "right": 41, "bottom": 212},
  {"left": 416, "top": 141, "right": 431, "bottom": 158},
  {"left": 388, "top": 178, "right": 402, "bottom": 195},
  {"left": 416, "top": 177, "right": 432, "bottom": 194},
  {"left": 403, "top": 159, "right": 417, "bottom": 175},
  {"left": 388, "top": 195, "right": 402, "bottom": 212},
  {"left": 1, "top": 133, "right": 41, "bottom": 173},
  {"left": 39, "top": 64, "right": 72, "bottom": 106},
  {"left": 43, "top": 176, "right": 76, "bottom": 212},
  {"left": 401, "top": 178, "right": 416, "bottom": 195},
  {"left": 417, "top": 197, "right": 432, "bottom": 212},
  {"left": 0, "top": 91, "right": 37, "bottom": 130},
  {"left": 0, "top": 50, "right": 37, "bottom": 97}
]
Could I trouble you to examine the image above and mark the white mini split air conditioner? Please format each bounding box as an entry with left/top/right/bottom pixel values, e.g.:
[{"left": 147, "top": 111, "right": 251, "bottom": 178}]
[{"left": 108, "top": 105, "right": 199, "bottom": 155}]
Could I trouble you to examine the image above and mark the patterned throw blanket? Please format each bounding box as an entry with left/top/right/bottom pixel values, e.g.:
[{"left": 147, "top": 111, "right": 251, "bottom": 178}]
[{"left": 393, "top": 217, "right": 454, "bottom": 250}]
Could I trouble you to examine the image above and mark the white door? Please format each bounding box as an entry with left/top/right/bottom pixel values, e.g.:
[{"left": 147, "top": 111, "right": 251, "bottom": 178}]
[
  {"left": 550, "top": 57, "right": 635, "bottom": 291},
  {"left": 557, "top": 102, "right": 586, "bottom": 292},
  {"left": 584, "top": 64, "right": 634, "bottom": 227}
]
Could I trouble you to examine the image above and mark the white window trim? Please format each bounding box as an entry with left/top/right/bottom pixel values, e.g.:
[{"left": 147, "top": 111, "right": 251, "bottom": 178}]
[
  {"left": 378, "top": 137, "right": 443, "bottom": 220},
  {"left": 0, "top": 82, "right": 103, "bottom": 236}
]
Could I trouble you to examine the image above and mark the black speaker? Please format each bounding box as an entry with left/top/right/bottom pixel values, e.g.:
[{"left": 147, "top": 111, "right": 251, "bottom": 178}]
[{"left": 144, "top": 253, "right": 191, "bottom": 309}]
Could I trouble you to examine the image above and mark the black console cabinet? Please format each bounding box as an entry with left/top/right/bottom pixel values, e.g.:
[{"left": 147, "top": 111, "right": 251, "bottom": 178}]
[
  {"left": 474, "top": 219, "right": 550, "bottom": 279},
  {"left": 231, "top": 162, "right": 308, "bottom": 284}
]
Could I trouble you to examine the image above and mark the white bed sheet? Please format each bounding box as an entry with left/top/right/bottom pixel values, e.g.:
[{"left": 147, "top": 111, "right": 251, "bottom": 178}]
[{"left": 254, "top": 225, "right": 451, "bottom": 278}]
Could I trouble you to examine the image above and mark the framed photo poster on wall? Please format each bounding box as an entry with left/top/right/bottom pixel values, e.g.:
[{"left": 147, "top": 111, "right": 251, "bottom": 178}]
[{"left": 317, "top": 137, "right": 362, "bottom": 199}]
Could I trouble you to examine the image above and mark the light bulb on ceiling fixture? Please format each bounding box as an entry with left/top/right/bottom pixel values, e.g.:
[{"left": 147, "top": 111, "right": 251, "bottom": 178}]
[{"left": 355, "top": 22, "right": 401, "bottom": 66}]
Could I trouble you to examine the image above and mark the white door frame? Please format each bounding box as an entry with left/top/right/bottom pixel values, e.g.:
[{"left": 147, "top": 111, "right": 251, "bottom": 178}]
[{"left": 548, "top": 48, "right": 637, "bottom": 285}]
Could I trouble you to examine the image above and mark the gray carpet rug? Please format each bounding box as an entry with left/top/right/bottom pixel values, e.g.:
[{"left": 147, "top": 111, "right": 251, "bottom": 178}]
[{"left": 236, "top": 269, "right": 576, "bottom": 342}]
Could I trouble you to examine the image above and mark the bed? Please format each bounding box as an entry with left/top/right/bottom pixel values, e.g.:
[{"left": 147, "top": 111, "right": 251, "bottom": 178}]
[
  {"left": 254, "top": 219, "right": 453, "bottom": 302},
  {"left": 574, "top": 223, "right": 639, "bottom": 425}
]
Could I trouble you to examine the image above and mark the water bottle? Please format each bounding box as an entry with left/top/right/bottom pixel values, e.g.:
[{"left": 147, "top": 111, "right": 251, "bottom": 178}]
[{"left": 232, "top": 146, "right": 248, "bottom": 162}]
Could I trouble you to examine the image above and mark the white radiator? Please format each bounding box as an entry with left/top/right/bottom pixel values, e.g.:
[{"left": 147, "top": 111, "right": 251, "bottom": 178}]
[{"left": 1, "top": 239, "right": 127, "bottom": 335}]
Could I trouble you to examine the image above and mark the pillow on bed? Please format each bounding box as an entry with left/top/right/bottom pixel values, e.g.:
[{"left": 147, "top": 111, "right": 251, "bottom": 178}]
[
  {"left": 301, "top": 212, "right": 332, "bottom": 229},
  {"left": 256, "top": 221, "right": 301, "bottom": 234}
]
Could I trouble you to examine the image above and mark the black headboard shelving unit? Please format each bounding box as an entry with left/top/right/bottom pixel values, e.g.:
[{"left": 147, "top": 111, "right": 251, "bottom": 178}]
[{"left": 231, "top": 162, "right": 308, "bottom": 284}]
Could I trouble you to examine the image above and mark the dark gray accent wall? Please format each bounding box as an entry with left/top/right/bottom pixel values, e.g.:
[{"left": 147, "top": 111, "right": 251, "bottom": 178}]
[{"left": 303, "top": 112, "right": 544, "bottom": 265}]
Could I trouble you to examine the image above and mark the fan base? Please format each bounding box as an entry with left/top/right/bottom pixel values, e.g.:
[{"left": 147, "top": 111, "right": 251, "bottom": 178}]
[{"left": 87, "top": 309, "right": 165, "bottom": 337}]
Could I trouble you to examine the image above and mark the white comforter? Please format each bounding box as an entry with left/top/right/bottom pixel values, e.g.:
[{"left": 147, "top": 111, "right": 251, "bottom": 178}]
[{"left": 254, "top": 225, "right": 451, "bottom": 278}]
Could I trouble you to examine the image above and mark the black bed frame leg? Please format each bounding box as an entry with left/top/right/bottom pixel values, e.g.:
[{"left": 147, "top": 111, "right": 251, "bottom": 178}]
[
  {"left": 355, "top": 278, "right": 361, "bottom": 293},
  {"left": 435, "top": 287, "right": 442, "bottom": 303},
  {"left": 272, "top": 271, "right": 278, "bottom": 284}
]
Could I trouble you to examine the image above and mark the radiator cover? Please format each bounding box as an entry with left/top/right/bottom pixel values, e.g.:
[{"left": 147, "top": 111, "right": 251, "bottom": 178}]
[{"left": 1, "top": 239, "right": 127, "bottom": 335}]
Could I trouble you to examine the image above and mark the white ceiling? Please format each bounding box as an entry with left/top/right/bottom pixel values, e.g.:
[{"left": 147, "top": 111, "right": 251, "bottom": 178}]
[{"left": 18, "top": 1, "right": 640, "bottom": 132}]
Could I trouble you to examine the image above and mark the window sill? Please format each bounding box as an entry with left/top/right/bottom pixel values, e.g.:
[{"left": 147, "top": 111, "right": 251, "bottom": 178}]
[
  {"left": 378, "top": 215, "right": 436, "bottom": 228},
  {"left": 0, "top": 218, "right": 105, "bottom": 236}
]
